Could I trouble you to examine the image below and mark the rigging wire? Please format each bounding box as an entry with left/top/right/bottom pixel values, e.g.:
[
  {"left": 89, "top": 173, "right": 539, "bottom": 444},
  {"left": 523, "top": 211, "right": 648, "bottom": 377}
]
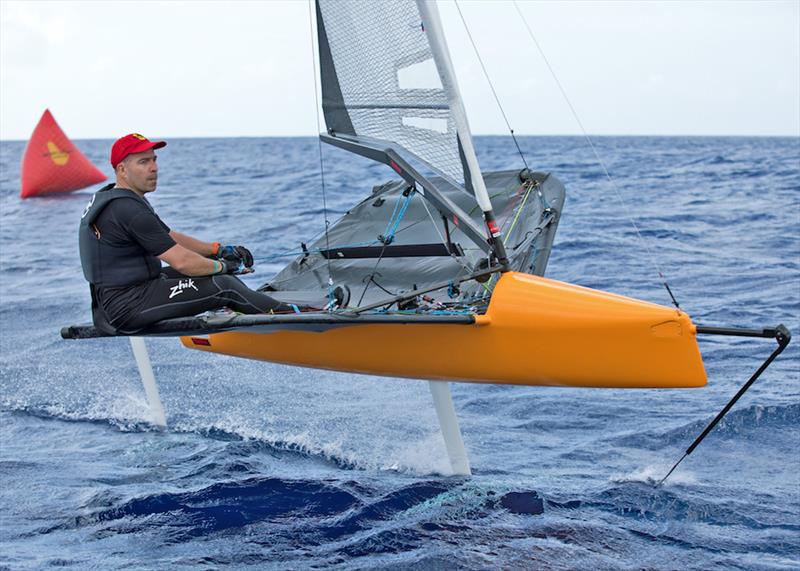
[
  {"left": 453, "top": 0, "right": 529, "bottom": 172},
  {"left": 511, "top": 0, "right": 681, "bottom": 309},
  {"left": 307, "top": 0, "right": 334, "bottom": 290},
  {"left": 418, "top": 191, "right": 493, "bottom": 295},
  {"left": 503, "top": 181, "right": 535, "bottom": 241}
]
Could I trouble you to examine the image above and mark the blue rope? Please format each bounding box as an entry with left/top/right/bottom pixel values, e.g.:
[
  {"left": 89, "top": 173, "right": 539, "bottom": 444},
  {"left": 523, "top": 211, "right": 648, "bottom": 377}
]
[
  {"left": 382, "top": 194, "right": 404, "bottom": 239},
  {"left": 327, "top": 283, "right": 335, "bottom": 308},
  {"left": 447, "top": 280, "right": 458, "bottom": 299},
  {"left": 255, "top": 190, "right": 418, "bottom": 264},
  {"left": 382, "top": 191, "right": 415, "bottom": 242}
]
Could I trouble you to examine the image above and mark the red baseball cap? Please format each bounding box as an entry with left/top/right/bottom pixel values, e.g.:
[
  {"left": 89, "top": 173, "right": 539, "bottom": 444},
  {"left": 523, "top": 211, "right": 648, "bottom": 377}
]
[{"left": 110, "top": 133, "right": 167, "bottom": 168}]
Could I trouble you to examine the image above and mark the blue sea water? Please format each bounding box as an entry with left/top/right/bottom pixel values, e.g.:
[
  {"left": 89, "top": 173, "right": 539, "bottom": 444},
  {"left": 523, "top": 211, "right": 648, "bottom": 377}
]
[{"left": 0, "top": 135, "right": 798, "bottom": 570}]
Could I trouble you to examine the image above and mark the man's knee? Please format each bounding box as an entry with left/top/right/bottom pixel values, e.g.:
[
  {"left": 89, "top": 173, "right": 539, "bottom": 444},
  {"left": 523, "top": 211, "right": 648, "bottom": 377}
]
[{"left": 212, "top": 274, "right": 246, "bottom": 289}]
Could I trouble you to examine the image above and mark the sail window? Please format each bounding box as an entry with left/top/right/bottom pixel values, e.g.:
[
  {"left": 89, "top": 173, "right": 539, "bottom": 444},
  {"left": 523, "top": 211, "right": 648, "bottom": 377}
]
[
  {"left": 402, "top": 116, "right": 448, "bottom": 133},
  {"left": 397, "top": 58, "right": 442, "bottom": 90}
]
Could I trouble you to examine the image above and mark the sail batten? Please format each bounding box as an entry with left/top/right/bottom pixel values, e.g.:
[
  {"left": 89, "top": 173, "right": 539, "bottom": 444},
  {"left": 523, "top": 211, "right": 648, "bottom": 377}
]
[{"left": 325, "top": 103, "right": 450, "bottom": 111}]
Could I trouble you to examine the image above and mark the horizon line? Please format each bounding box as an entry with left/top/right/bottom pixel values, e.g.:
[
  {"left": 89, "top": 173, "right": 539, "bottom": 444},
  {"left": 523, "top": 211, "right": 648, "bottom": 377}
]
[{"left": 2, "top": 133, "right": 799, "bottom": 143}]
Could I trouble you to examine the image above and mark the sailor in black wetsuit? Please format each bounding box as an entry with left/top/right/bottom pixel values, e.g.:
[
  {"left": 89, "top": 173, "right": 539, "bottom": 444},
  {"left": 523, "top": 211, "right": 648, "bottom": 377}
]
[{"left": 79, "top": 133, "right": 344, "bottom": 334}]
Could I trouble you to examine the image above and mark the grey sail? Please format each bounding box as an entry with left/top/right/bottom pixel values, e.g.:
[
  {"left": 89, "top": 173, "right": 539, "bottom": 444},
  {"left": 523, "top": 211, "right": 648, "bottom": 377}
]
[
  {"left": 254, "top": 0, "right": 567, "bottom": 309},
  {"left": 316, "top": 0, "right": 466, "bottom": 185}
]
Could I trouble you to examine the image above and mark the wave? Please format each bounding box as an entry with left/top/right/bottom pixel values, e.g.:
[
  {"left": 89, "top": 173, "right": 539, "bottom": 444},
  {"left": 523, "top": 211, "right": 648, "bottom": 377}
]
[
  {"left": 37, "top": 477, "right": 362, "bottom": 542},
  {"left": 2, "top": 402, "right": 162, "bottom": 433},
  {"left": 584, "top": 481, "right": 800, "bottom": 532},
  {"left": 2, "top": 404, "right": 371, "bottom": 471},
  {"left": 608, "top": 403, "right": 800, "bottom": 451},
  {"left": 683, "top": 155, "right": 736, "bottom": 166},
  {"left": 187, "top": 424, "right": 365, "bottom": 472},
  {"left": 31, "top": 478, "right": 545, "bottom": 547},
  {"left": 0, "top": 403, "right": 452, "bottom": 476}
]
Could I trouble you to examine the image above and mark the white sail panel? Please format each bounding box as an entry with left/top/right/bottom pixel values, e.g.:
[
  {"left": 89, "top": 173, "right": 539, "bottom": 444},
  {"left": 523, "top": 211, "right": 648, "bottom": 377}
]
[{"left": 316, "top": 0, "right": 465, "bottom": 183}]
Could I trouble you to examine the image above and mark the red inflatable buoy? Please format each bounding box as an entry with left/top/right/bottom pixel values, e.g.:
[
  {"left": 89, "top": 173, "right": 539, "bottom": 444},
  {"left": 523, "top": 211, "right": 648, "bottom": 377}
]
[{"left": 20, "top": 109, "right": 107, "bottom": 199}]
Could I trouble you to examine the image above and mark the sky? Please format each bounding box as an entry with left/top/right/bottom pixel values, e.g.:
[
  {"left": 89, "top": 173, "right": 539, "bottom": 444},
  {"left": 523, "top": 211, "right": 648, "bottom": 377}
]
[{"left": 1, "top": 0, "right": 798, "bottom": 140}]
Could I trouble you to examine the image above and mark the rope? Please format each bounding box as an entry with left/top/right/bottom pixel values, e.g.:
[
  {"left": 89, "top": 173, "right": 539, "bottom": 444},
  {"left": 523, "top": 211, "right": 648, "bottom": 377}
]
[
  {"left": 479, "top": 179, "right": 536, "bottom": 291},
  {"left": 261, "top": 216, "right": 434, "bottom": 290},
  {"left": 256, "top": 207, "right": 440, "bottom": 265},
  {"left": 307, "top": 0, "right": 334, "bottom": 290},
  {"left": 418, "top": 189, "right": 492, "bottom": 295},
  {"left": 356, "top": 190, "right": 417, "bottom": 306},
  {"left": 512, "top": 0, "right": 681, "bottom": 309},
  {"left": 373, "top": 308, "right": 480, "bottom": 316},
  {"left": 382, "top": 189, "right": 415, "bottom": 242},
  {"left": 454, "top": 0, "right": 529, "bottom": 171},
  {"left": 503, "top": 180, "right": 534, "bottom": 240}
]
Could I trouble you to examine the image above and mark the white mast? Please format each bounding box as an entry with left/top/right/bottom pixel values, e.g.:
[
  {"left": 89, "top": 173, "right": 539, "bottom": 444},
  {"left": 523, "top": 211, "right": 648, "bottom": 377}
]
[
  {"left": 416, "top": 0, "right": 489, "bottom": 211},
  {"left": 416, "top": 0, "right": 509, "bottom": 265}
]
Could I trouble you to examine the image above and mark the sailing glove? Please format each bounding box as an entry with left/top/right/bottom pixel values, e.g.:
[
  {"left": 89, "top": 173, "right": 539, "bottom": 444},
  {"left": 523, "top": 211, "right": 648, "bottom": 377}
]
[
  {"left": 216, "top": 258, "right": 242, "bottom": 274},
  {"left": 216, "top": 245, "right": 254, "bottom": 268}
]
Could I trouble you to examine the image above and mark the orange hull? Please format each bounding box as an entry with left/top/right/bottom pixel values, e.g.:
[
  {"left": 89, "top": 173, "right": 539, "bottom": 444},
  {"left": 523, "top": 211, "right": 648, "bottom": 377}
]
[{"left": 181, "top": 272, "right": 707, "bottom": 388}]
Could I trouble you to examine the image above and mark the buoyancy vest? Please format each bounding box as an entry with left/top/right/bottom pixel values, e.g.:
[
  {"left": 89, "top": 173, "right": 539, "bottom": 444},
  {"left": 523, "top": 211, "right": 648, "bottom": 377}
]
[{"left": 79, "top": 184, "right": 163, "bottom": 287}]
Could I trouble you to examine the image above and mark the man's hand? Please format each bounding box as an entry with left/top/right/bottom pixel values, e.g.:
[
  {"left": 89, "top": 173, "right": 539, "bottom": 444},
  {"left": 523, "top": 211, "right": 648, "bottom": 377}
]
[
  {"left": 216, "top": 245, "right": 254, "bottom": 268},
  {"left": 216, "top": 258, "right": 255, "bottom": 276},
  {"left": 217, "top": 258, "right": 242, "bottom": 274}
]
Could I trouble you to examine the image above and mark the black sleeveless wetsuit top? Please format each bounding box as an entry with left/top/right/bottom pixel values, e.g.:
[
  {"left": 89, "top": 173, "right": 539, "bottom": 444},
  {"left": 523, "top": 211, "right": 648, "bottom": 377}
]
[{"left": 79, "top": 184, "right": 176, "bottom": 329}]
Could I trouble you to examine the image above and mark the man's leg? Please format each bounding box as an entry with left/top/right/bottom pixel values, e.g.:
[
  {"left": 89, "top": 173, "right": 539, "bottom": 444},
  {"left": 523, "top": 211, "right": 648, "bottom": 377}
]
[{"left": 121, "top": 274, "right": 296, "bottom": 331}]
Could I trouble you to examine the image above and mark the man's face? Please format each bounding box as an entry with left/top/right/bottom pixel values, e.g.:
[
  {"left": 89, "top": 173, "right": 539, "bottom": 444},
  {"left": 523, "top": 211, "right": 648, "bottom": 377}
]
[{"left": 117, "top": 149, "right": 158, "bottom": 194}]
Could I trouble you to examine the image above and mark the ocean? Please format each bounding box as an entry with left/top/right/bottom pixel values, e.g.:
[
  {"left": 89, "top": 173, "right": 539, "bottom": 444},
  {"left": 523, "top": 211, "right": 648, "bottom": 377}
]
[{"left": 1, "top": 135, "right": 798, "bottom": 570}]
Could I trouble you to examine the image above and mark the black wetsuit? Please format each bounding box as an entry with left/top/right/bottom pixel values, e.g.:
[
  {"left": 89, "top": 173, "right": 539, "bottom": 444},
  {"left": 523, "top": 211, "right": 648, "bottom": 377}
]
[{"left": 79, "top": 185, "right": 292, "bottom": 334}]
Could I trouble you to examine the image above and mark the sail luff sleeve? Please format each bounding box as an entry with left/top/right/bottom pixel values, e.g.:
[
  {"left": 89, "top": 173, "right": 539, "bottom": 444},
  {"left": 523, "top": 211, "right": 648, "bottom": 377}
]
[
  {"left": 315, "top": 0, "right": 355, "bottom": 135},
  {"left": 415, "top": 0, "right": 492, "bottom": 213}
]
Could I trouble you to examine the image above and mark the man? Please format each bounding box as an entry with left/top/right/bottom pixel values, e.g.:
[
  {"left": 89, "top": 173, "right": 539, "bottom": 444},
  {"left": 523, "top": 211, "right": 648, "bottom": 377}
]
[{"left": 79, "top": 133, "right": 346, "bottom": 334}]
